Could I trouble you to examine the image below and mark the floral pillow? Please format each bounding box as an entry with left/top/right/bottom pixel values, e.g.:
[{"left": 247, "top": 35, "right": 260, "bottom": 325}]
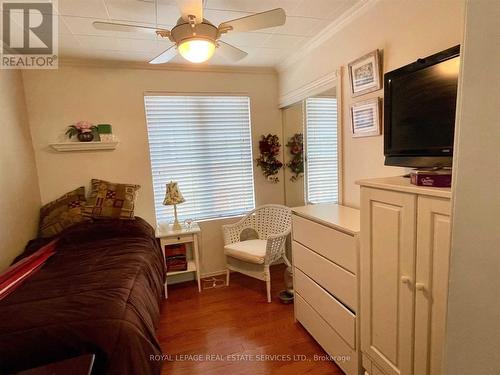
[
  {"left": 84, "top": 179, "right": 140, "bottom": 220},
  {"left": 39, "top": 187, "right": 90, "bottom": 238}
]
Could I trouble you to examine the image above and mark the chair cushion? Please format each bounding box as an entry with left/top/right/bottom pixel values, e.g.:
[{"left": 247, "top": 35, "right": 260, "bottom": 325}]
[{"left": 224, "top": 239, "right": 267, "bottom": 264}]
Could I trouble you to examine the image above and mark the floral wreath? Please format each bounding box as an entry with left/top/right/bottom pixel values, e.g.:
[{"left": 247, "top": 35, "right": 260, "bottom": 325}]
[
  {"left": 256, "top": 134, "right": 283, "bottom": 183},
  {"left": 286, "top": 133, "right": 304, "bottom": 181}
]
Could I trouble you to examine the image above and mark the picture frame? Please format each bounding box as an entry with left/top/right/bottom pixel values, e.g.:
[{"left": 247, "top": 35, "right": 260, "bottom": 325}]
[
  {"left": 351, "top": 98, "right": 381, "bottom": 138},
  {"left": 348, "top": 50, "right": 382, "bottom": 97}
]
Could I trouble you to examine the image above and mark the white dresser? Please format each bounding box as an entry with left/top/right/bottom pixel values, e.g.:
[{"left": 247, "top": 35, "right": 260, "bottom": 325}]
[
  {"left": 357, "top": 177, "right": 452, "bottom": 375},
  {"left": 291, "top": 204, "right": 361, "bottom": 375}
]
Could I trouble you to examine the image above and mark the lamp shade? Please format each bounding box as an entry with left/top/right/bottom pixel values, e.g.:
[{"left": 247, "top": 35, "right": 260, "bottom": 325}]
[
  {"left": 163, "top": 181, "right": 185, "bottom": 205},
  {"left": 178, "top": 39, "right": 216, "bottom": 63}
]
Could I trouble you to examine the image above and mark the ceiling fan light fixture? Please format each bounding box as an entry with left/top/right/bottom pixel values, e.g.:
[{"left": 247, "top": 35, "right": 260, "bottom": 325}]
[
  {"left": 94, "top": 3, "right": 287, "bottom": 65},
  {"left": 178, "top": 38, "right": 215, "bottom": 63}
]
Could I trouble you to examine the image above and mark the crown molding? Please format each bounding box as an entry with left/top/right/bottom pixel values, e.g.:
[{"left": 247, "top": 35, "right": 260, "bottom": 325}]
[
  {"left": 277, "top": 0, "right": 379, "bottom": 73},
  {"left": 58, "top": 58, "right": 278, "bottom": 75},
  {"left": 279, "top": 70, "right": 338, "bottom": 108}
]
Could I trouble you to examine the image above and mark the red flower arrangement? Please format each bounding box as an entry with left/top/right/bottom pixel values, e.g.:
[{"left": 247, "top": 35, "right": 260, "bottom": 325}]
[{"left": 256, "top": 134, "right": 283, "bottom": 183}]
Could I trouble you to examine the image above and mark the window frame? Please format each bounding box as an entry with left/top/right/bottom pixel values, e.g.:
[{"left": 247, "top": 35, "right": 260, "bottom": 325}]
[
  {"left": 303, "top": 95, "right": 342, "bottom": 205},
  {"left": 143, "top": 92, "right": 256, "bottom": 224}
]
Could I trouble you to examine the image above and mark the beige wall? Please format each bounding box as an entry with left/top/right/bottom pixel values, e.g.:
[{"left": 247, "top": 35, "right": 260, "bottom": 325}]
[
  {"left": 0, "top": 70, "right": 41, "bottom": 272},
  {"left": 279, "top": 0, "right": 465, "bottom": 208},
  {"left": 282, "top": 102, "right": 305, "bottom": 207},
  {"left": 444, "top": 1, "right": 500, "bottom": 373},
  {"left": 22, "top": 65, "right": 284, "bottom": 276}
]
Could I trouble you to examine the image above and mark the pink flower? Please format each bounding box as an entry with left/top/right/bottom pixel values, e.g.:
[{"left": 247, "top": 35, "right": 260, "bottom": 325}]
[{"left": 75, "top": 121, "right": 94, "bottom": 132}]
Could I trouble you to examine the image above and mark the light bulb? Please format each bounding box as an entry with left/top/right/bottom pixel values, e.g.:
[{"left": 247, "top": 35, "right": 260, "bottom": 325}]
[{"left": 178, "top": 39, "right": 216, "bottom": 63}]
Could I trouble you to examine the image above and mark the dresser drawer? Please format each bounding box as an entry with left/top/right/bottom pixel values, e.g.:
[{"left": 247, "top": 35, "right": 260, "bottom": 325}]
[
  {"left": 293, "top": 241, "right": 357, "bottom": 311},
  {"left": 295, "top": 293, "right": 357, "bottom": 375},
  {"left": 292, "top": 214, "right": 357, "bottom": 273},
  {"left": 295, "top": 268, "right": 356, "bottom": 348}
]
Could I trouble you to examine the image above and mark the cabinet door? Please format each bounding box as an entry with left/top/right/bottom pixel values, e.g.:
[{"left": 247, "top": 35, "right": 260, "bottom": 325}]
[
  {"left": 414, "top": 197, "right": 451, "bottom": 375},
  {"left": 360, "top": 187, "right": 416, "bottom": 375}
]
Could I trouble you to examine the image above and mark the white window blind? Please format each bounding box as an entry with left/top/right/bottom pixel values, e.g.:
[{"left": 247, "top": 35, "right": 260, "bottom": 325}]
[
  {"left": 144, "top": 95, "right": 255, "bottom": 223},
  {"left": 305, "top": 97, "right": 339, "bottom": 204}
]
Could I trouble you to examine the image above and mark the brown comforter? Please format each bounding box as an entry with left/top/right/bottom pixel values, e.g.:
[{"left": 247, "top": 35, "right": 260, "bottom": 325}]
[{"left": 0, "top": 217, "right": 165, "bottom": 375}]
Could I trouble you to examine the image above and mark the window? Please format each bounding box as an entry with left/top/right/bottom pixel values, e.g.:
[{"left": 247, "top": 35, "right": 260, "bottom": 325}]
[
  {"left": 144, "top": 95, "right": 255, "bottom": 223},
  {"left": 305, "top": 97, "right": 339, "bottom": 204}
]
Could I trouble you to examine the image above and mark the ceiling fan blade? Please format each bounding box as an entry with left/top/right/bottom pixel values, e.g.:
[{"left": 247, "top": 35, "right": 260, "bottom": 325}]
[
  {"left": 149, "top": 45, "right": 178, "bottom": 64},
  {"left": 176, "top": 0, "right": 203, "bottom": 24},
  {"left": 93, "top": 21, "right": 167, "bottom": 35},
  {"left": 217, "top": 41, "right": 248, "bottom": 62},
  {"left": 219, "top": 8, "right": 285, "bottom": 33}
]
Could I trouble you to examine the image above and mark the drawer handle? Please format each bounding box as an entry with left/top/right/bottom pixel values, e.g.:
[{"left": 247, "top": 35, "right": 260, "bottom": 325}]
[
  {"left": 177, "top": 236, "right": 181, "bottom": 240},
  {"left": 401, "top": 276, "right": 412, "bottom": 285},
  {"left": 415, "top": 283, "right": 426, "bottom": 292}
]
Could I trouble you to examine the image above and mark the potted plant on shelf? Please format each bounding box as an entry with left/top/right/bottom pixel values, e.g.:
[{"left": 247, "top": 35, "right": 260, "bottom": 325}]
[{"left": 65, "top": 121, "right": 97, "bottom": 142}]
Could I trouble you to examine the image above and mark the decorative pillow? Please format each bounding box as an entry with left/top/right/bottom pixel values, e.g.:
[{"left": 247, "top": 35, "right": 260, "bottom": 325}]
[
  {"left": 39, "top": 187, "right": 90, "bottom": 238},
  {"left": 84, "top": 179, "right": 140, "bottom": 220}
]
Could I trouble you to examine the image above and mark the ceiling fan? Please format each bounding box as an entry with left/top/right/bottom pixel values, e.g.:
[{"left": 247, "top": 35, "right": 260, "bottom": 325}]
[{"left": 93, "top": 0, "right": 286, "bottom": 64}]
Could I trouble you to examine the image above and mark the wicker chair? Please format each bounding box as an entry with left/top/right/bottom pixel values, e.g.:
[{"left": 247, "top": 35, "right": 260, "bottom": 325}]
[{"left": 222, "top": 204, "right": 292, "bottom": 303}]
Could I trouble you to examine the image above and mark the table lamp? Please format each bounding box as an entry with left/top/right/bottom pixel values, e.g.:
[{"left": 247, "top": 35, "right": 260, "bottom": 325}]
[{"left": 163, "top": 181, "right": 185, "bottom": 231}]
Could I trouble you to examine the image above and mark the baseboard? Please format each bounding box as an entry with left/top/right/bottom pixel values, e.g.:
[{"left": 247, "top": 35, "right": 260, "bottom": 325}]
[
  {"left": 167, "top": 269, "right": 227, "bottom": 286},
  {"left": 167, "top": 272, "right": 195, "bottom": 285},
  {"left": 168, "top": 265, "right": 282, "bottom": 286},
  {"left": 202, "top": 263, "right": 283, "bottom": 278}
]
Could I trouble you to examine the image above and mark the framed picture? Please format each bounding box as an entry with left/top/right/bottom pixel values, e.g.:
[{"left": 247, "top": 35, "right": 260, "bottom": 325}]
[
  {"left": 351, "top": 98, "right": 381, "bottom": 138},
  {"left": 348, "top": 50, "right": 381, "bottom": 97}
]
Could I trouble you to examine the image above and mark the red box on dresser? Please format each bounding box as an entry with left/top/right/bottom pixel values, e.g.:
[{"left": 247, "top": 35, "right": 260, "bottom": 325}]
[{"left": 410, "top": 170, "right": 452, "bottom": 187}]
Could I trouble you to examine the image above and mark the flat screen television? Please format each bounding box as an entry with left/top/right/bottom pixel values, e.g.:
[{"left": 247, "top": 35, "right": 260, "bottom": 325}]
[{"left": 384, "top": 45, "right": 460, "bottom": 167}]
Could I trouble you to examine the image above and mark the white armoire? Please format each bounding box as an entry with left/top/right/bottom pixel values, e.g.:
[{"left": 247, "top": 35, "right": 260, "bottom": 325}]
[{"left": 357, "top": 177, "right": 452, "bottom": 375}]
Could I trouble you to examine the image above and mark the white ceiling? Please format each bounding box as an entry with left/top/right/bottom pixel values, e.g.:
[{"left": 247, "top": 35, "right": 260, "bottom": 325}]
[{"left": 41, "top": 0, "right": 361, "bottom": 67}]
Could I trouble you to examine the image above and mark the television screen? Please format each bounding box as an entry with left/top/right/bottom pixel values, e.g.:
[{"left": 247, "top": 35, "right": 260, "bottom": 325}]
[{"left": 384, "top": 46, "right": 460, "bottom": 167}]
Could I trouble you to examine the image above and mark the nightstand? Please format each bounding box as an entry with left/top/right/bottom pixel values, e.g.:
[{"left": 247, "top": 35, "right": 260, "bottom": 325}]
[{"left": 156, "top": 222, "right": 201, "bottom": 298}]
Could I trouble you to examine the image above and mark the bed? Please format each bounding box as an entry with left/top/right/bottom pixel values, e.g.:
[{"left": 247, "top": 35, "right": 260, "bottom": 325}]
[{"left": 0, "top": 217, "right": 165, "bottom": 375}]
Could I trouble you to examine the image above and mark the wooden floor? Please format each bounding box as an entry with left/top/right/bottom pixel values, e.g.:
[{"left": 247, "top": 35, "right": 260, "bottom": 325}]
[{"left": 157, "top": 264, "right": 343, "bottom": 375}]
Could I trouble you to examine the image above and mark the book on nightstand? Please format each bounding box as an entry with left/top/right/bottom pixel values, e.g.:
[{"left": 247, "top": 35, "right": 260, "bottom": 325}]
[{"left": 164, "top": 243, "right": 187, "bottom": 272}]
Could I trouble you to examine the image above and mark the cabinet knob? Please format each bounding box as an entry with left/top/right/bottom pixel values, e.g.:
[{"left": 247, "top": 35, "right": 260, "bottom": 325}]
[
  {"left": 415, "top": 283, "right": 426, "bottom": 291},
  {"left": 401, "top": 276, "right": 412, "bottom": 285}
]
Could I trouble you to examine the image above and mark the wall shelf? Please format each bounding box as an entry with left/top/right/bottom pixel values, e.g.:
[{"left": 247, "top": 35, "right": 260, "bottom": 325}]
[{"left": 49, "top": 141, "right": 119, "bottom": 152}]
